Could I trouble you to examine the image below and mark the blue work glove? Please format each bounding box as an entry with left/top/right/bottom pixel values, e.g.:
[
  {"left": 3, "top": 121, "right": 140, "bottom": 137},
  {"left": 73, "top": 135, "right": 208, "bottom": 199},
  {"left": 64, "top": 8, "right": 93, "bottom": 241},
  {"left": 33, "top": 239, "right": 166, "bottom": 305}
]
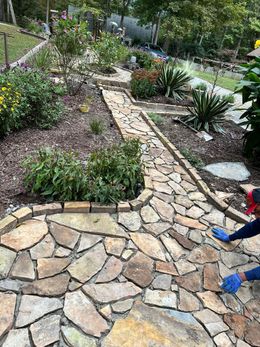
[
  {"left": 212, "top": 227, "right": 230, "bottom": 242},
  {"left": 221, "top": 274, "right": 242, "bottom": 294}
]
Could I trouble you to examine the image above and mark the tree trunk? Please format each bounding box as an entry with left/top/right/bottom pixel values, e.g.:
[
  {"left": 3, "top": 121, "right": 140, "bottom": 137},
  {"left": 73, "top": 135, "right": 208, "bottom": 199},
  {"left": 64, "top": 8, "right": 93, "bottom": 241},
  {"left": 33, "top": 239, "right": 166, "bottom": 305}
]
[
  {"left": 199, "top": 34, "right": 204, "bottom": 46},
  {"left": 120, "top": 0, "right": 131, "bottom": 28},
  {"left": 153, "top": 11, "right": 161, "bottom": 45},
  {"left": 234, "top": 35, "right": 242, "bottom": 59},
  {"left": 7, "top": 0, "right": 16, "bottom": 25},
  {"left": 219, "top": 27, "right": 227, "bottom": 50}
]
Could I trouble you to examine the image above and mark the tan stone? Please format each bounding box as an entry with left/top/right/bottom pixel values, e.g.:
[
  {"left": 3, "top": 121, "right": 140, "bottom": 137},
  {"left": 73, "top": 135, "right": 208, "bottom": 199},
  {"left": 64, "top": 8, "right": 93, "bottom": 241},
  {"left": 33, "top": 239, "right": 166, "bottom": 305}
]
[
  {"left": 175, "top": 259, "right": 196, "bottom": 275},
  {"left": 96, "top": 256, "right": 123, "bottom": 283},
  {"left": 174, "top": 214, "right": 207, "bottom": 230},
  {"left": 203, "top": 262, "right": 221, "bottom": 291},
  {"left": 78, "top": 234, "right": 102, "bottom": 253},
  {"left": 30, "top": 234, "right": 55, "bottom": 259},
  {"left": 12, "top": 207, "right": 32, "bottom": 223},
  {"left": 55, "top": 246, "right": 71, "bottom": 257},
  {"left": 2, "top": 328, "right": 30, "bottom": 347},
  {"left": 0, "top": 220, "right": 48, "bottom": 251},
  {"left": 0, "top": 215, "right": 17, "bottom": 235},
  {"left": 0, "top": 293, "right": 16, "bottom": 338},
  {"left": 10, "top": 252, "right": 35, "bottom": 281},
  {"left": 197, "top": 291, "right": 228, "bottom": 314},
  {"left": 104, "top": 237, "right": 125, "bottom": 257},
  {"left": 37, "top": 257, "right": 70, "bottom": 278},
  {"left": 150, "top": 197, "right": 175, "bottom": 222},
  {"left": 112, "top": 299, "right": 134, "bottom": 313},
  {"left": 245, "top": 321, "right": 260, "bottom": 347},
  {"left": 207, "top": 230, "right": 240, "bottom": 251},
  {"left": 50, "top": 222, "right": 79, "bottom": 249},
  {"left": 155, "top": 261, "right": 178, "bottom": 276},
  {"left": 33, "top": 203, "right": 62, "bottom": 216},
  {"left": 99, "top": 305, "right": 112, "bottom": 320},
  {"left": 188, "top": 245, "right": 219, "bottom": 264},
  {"left": 178, "top": 288, "right": 200, "bottom": 312},
  {"left": 143, "top": 222, "right": 171, "bottom": 236},
  {"left": 30, "top": 315, "right": 60, "bottom": 347},
  {"left": 153, "top": 182, "right": 173, "bottom": 195},
  {"left": 203, "top": 209, "right": 225, "bottom": 227},
  {"left": 168, "top": 229, "right": 194, "bottom": 250},
  {"left": 168, "top": 181, "right": 187, "bottom": 195},
  {"left": 117, "top": 202, "right": 131, "bottom": 212},
  {"left": 175, "top": 271, "right": 202, "bottom": 292},
  {"left": 224, "top": 313, "right": 249, "bottom": 338},
  {"left": 62, "top": 326, "right": 97, "bottom": 347},
  {"left": 0, "top": 246, "right": 16, "bottom": 277},
  {"left": 137, "top": 189, "right": 153, "bottom": 205},
  {"left": 118, "top": 211, "right": 142, "bottom": 231},
  {"left": 91, "top": 203, "right": 117, "bottom": 213},
  {"left": 160, "top": 235, "right": 188, "bottom": 261},
  {"left": 64, "top": 201, "right": 90, "bottom": 213},
  {"left": 144, "top": 289, "right": 177, "bottom": 308},
  {"left": 22, "top": 273, "right": 70, "bottom": 296},
  {"left": 130, "top": 232, "right": 166, "bottom": 261},
  {"left": 140, "top": 206, "right": 160, "bottom": 223}
]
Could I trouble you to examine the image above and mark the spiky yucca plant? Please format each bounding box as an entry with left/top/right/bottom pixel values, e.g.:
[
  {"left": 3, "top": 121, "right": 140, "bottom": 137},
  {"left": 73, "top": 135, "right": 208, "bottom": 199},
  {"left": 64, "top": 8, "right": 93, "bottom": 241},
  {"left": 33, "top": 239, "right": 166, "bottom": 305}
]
[
  {"left": 157, "top": 64, "right": 191, "bottom": 99},
  {"left": 183, "top": 90, "right": 229, "bottom": 133}
]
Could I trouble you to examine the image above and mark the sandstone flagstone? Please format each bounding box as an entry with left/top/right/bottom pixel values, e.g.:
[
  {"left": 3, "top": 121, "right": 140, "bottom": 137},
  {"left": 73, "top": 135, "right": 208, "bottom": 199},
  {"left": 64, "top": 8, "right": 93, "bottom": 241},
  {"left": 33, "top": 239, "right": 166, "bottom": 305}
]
[
  {"left": 112, "top": 299, "right": 134, "bottom": 313},
  {"left": 83, "top": 282, "right": 142, "bottom": 304},
  {"left": 0, "top": 246, "right": 16, "bottom": 278},
  {"left": 224, "top": 313, "right": 248, "bottom": 338},
  {"left": 0, "top": 293, "right": 16, "bottom": 338},
  {"left": 194, "top": 309, "right": 229, "bottom": 337},
  {"left": 148, "top": 169, "right": 169, "bottom": 182},
  {"left": 175, "top": 271, "right": 202, "bottom": 292},
  {"left": 172, "top": 203, "right": 186, "bottom": 215},
  {"left": 140, "top": 206, "right": 160, "bottom": 223},
  {"left": 37, "top": 257, "right": 70, "bottom": 279},
  {"left": 155, "top": 261, "right": 178, "bottom": 276},
  {"left": 175, "top": 195, "right": 193, "bottom": 208},
  {"left": 1, "top": 220, "right": 48, "bottom": 251},
  {"left": 207, "top": 230, "right": 240, "bottom": 251},
  {"left": 15, "top": 295, "right": 62, "bottom": 327},
  {"left": 144, "top": 288, "right": 177, "bottom": 308},
  {"left": 220, "top": 293, "right": 241, "bottom": 313},
  {"left": 188, "top": 245, "right": 219, "bottom": 264},
  {"left": 10, "top": 252, "right": 35, "bottom": 281},
  {"left": 245, "top": 298, "right": 260, "bottom": 321},
  {"left": 143, "top": 222, "right": 171, "bottom": 236},
  {"left": 55, "top": 246, "right": 71, "bottom": 257},
  {"left": 244, "top": 321, "right": 260, "bottom": 346},
  {"left": 49, "top": 222, "right": 79, "bottom": 249},
  {"left": 186, "top": 206, "right": 205, "bottom": 219},
  {"left": 213, "top": 332, "right": 233, "bottom": 347},
  {"left": 188, "top": 192, "right": 207, "bottom": 201},
  {"left": 203, "top": 209, "right": 225, "bottom": 227},
  {"left": 241, "top": 234, "right": 260, "bottom": 256},
  {"left": 160, "top": 235, "right": 188, "bottom": 261},
  {"left": 64, "top": 290, "right": 108, "bottom": 337},
  {"left": 197, "top": 291, "right": 228, "bottom": 314},
  {"left": 221, "top": 251, "right": 249, "bottom": 268},
  {"left": 150, "top": 197, "right": 175, "bottom": 222},
  {"left": 168, "top": 229, "right": 194, "bottom": 250},
  {"left": 102, "top": 301, "right": 213, "bottom": 347},
  {"left": 175, "top": 259, "right": 196, "bottom": 275},
  {"left": 178, "top": 288, "right": 200, "bottom": 312},
  {"left": 22, "top": 273, "right": 70, "bottom": 296},
  {"left": 68, "top": 243, "right": 107, "bottom": 283},
  {"left": 0, "top": 279, "right": 22, "bottom": 292},
  {"left": 174, "top": 214, "right": 207, "bottom": 230},
  {"left": 168, "top": 181, "right": 187, "bottom": 195},
  {"left": 152, "top": 274, "right": 172, "bottom": 290},
  {"left": 203, "top": 263, "right": 221, "bottom": 292},
  {"left": 30, "top": 314, "right": 60, "bottom": 347},
  {"left": 96, "top": 256, "right": 123, "bottom": 283},
  {"left": 48, "top": 213, "right": 129, "bottom": 238},
  {"left": 2, "top": 328, "right": 30, "bottom": 347},
  {"left": 30, "top": 234, "right": 55, "bottom": 259},
  {"left": 78, "top": 234, "right": 103, "bottom": 253},
  {"left": 62, "top": 326, "right": 97, "bottom": 347},
  {"left": 130, "top": 232, "right": 166, "bottom": 261},
  {"left": 169, "top": 172, "right": 182, "bottom": 183},
  {"left": 154, "top": 191, "right": 174, "bottom": 203},
  {"left": 104, "top": 237, "right": 125, "bottom": 256},
  {"left": 153, "top": 181, "right": 173, "bottom": 195},
  {"left": 118, "top": 211, "right": 141, "bottom": 231}
]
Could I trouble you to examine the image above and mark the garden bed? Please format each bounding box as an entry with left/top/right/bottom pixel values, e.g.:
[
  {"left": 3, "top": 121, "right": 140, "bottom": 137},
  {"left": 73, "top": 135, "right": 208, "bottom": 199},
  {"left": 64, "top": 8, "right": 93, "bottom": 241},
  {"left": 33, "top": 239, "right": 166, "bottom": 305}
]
[
  {"left": 157, "top": 117, "right": 260, "bottom": 213},
  {"left": 0, "top": 83, "right": 122, "bottom": 217},
  {"left": 135, "top": 94, "right": 193, "bottom": 107}
]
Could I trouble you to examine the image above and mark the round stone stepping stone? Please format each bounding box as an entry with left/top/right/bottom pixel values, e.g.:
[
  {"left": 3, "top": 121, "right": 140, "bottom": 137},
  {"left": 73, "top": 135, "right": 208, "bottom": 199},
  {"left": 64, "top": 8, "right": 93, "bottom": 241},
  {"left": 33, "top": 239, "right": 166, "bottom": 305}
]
[{"left": 203, "top": 162, "right": 251, "bottom": 181}]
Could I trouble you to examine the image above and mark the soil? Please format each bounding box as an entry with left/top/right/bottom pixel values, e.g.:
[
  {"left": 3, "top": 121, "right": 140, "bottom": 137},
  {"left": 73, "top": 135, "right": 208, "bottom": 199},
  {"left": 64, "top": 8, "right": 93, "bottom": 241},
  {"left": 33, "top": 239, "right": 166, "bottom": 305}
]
[
  {"left": 0, "top": 82, "right": 122, "bottom": 217},
  {"left": 140, "top": 94, "right": 193, "bottom": 107},
  {"left": 157, "top": 117, "right": 260, "bottom": 213}
]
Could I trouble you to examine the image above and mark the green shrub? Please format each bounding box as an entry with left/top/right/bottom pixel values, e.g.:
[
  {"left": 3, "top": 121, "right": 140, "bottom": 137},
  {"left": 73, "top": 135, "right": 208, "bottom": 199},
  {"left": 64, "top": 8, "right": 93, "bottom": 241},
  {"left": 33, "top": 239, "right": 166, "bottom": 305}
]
[
  {"left": 157, "top": 64, "right": 191, "bottom": 99},
  {"left": 28, "top": 46, "right": 54, "bottom": 71},
  {"left": 194, "top": 82, "right": 207, "bottom": 91},
  {"left": 221, "top": 93, "right": 235, "bottom": 104},
  {"left": 90, "top": 119, "right": 104, "bottom": 135},
  {"left": 183, "top": 90, "right": 229, "bottom": 133},
  {"left": 180, "top": 148, "right": 205, "bottom": 169},
  {"left": 130, "top": 50, "right": 154, "bottom": 69},
  {"left": 130, "top": 69, "right": 159, "bottom": 98},
  {"left": 148, "top": 112, "right": 164, "bottom": 125}
]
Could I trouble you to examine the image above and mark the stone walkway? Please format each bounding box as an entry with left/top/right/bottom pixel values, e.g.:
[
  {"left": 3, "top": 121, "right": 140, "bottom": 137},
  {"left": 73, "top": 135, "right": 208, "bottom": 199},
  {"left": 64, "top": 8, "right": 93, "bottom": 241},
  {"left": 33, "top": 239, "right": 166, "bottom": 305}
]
[{"left": 0, "top": 89, "right": 259, "bottom": 347}]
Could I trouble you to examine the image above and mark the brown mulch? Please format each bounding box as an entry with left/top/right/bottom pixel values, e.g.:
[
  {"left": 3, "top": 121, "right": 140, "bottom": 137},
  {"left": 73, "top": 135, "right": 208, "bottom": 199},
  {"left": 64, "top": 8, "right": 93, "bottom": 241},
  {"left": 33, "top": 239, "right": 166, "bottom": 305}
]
[
  {"left": 0, "top": 83, "right": 121, "bottom": 217},
  {"left": 142, "top": 94, "right": 193, "bottom": 107},
  {"left": 157, "top": 117, "right": 260, "bottom": 213}
]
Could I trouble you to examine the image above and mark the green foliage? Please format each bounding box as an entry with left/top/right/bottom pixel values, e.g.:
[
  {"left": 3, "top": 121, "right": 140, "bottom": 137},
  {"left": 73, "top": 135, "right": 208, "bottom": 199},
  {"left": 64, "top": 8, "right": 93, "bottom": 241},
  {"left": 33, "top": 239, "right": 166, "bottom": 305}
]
[
  {"left": 28, "top": 46, "right": 53, "bottom": 71},
  {"left": 23, "top": 148, "right": 87, "bottom": 201},
  {"left": 131, "top": 69, "right": 159, "bottom": 98},
  {"left": 148, "top": 112, "right": 164, "bottom": 125},
  {"left": 236, "top": 57, "right": 260, "bottom": 161},
  {"left": 180, "top": 147, "right": 205, "bottom": 169},
  {"left": 130, "top": 50, "right": 154, "bottom": 69},
  {"left": 157, "top": 64, "right": 191, "bottom": 99},
  {"left": 221, "top": 93, "right": 235, "bottom": 104},
  {"left": 183, "top": 90, "right": 229, "bottom": 133},
  {"left": 23, "top": 140, "right": 144, "bottom": 203},
  {"left": 90, "top": 119, "right": 104, "bottom": 135},
  {"left": 194, "top": 82, "right": 207, "bottom": 91}
]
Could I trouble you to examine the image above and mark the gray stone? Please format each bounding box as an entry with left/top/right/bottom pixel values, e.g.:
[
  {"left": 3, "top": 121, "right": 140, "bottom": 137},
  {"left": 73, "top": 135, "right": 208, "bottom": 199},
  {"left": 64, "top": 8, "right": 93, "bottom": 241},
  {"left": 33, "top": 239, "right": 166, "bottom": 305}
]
[
  {"left": 175, "top": 259, "right": 196, "bottom": 275},
  {"left": 2, "top": 328, "right": 30, "bottom": 347},
  {"left": 203, "top": 209, "right": 225, "bottom": 227},
  {"left": 49, "top": 222, "right": 79, "bottom": 249},
  {"left": 54, "top": 246, "right": 71, "bottom": 257},
  {"left": 214, "top": 333, "right": 233, "bottom": 346},
  {"left": 140, "top": 206, "right": 160, "bottom": 223},
  {"left": 175, "top": 195, "right": 193, "bottom": 208},
  {"left": 130, "top": 232, "right": 166, "bottom": 261},
  {"left": 178, "top": 288, "right": 200, "bottom": 312},
  {"left": 152, "top": 274, "right": 172, "bottom": 290},
  {"left": 22, "top": 273, "right": 70, "bottom": 296},
  {"left": 112, "top": 299, "right": 134, "bottom": 313},
  {"left": 221, "top": 251, "right": 249, "bottom": 269},
  {"left": 189, "top": 230, "right": 203, "bottom": 244},
  {"left": 0, "top": 279, "right": 22, "bottom": 292},
  {"left": 10, "top": 252, "right": 35, "bottom": 281},
  {"left": 143, "top": 222, "right": 171, "bottom": 236},
  {"left": 30, "top": 314, "right": 60, "bottom": 347},
  {"left": 186, "top": 206, "right": 204, "bottom": 219},
  {"left": 62, "top": 326, "right": 97, "bottom": 347},
  {"left": 0, "top": 293, "right": 16, "bottom": 338},
  {"left": 96, "top": 256, "right": 123, "bottom": 283},
  {"left": 78, "top": 234, "right": 102, "bottom": 253},
  {"left": 30, "top": 234, "right": 55, "bottom": 259},
  {"left": 0, "top": 246, "right": 16, "bottom": 278},
  {"left": 104, "top": 237, "right": 126, "bottom": 257},
  {"left": 160, "top": 235, "right": 187, "bottom": 261},
  {"left": 150, "top": 197, "right": 175, "bottom": 222},
  {"left": 118, "top": 211, "right": 141, "bottom": 231},
  {"left": 144, "top": 289, "right": 177, "bottom": 309},
  {"left": 168, "top": 181, "right": 187, "bottom": 195},
  {"left": 203, "top": 162, "right": 250, "bottom": 181}
]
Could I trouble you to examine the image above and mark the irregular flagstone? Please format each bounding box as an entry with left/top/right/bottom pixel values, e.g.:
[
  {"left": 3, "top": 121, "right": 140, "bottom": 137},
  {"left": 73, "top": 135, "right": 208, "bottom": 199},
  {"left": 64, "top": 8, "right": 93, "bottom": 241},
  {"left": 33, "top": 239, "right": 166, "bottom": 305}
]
[
  {"left": 118, "top": 211, "right": 141, "bottom": 231},
  {"left": 194, "top": 309, "right": 229, "bottom": 337},
  {"left": 236, "top": 285, "right": 253, "bottom": 304},
  {"left": 174, "top": 214, "right": 207, "bottom": 230},
  {"left": 0, "top": 279, "right": 22, "bottom": 292},
  {"left": 194, "top": 201, "right": 212, "bottom": 213},
  {"left": 96, "top": 256, "right": 123, "bottom": 283},
  {"left": 172, "top": 203, "right": 186, "bottom": 215},
  {"left": 62, "top": 326, "right": 97, "bottom": 347},
  {"left": 186, "top": 206, "right": 205, "bottom": 219},
  {"left": 64, "top": 290, "right": 108, "bottom": 337},
  {"left": 237, "top": 340, "right": 251, "bottom": 347},
  {"left": 154, "top": 191, "right": 174, "bottom": 203},
  {"left": 214, "top": 332, "right": 233, "bottom": 347},
  {"left": 241, "top": 234, "right": 260, "bottom": 256},
  {"left": 101, "top": 301, "right": 214, "bottom": 347},
  {"left": 99, "top": 304, "right": 112, "bottom": 320},
  {"left": 130, "top": 232, "right": 166, "bottom": 261},
  {"left": 30, "top": 314, "right": 60, "bottom": 347},
  {"left": 188, "top": 245, "right": 219, "bottom": 264},
  {"left": 175, "top": 195, "right": 193, "bottom": 208},
  {"left": 220, "top": 293, "right": 241, "bottom": 313},
  {"left": 223, "top": 313, "right": 249, "bottom": 338},
  {"left": 10, "top": 252, "right": 35, "bottom": 281},
  {"left": 220, "top": 251, "right": 249, "bottom": 269},
  {"left": 203, "top": 263, "right": 221, "bottom": 292},
  {"left": 148, "top": 169, "right": 169, "bottom": 182},
  {"left": 207, "top": 230, "right": 240, "bottom": 251},
  {"left": 155, "top": 261, "right": 178, "bottom": 276},
  {"left": 169, "top": 172, "right": 182, "bottom": 183},
  {"left": 153, "top": 181, "right": 173, "bottom": 195},
  {"left": 22, "top": 273, "right": 70, "bottom": 296},
  {"left": 140, "top": 206, "right": 160, "bottom": 223},
  {"left": 150, "top": 197, "right": 175, "bottom": 222},
  {"left": 83, "top": 282, "right": 142, "bottom": 303},
  {"left": 49, "top": 222, "right": 79, "bottom": 249},
  {"left": 68, "top": 243, "right": 107, "bottom": 283},
  {"left": 175, "top": 259, "right": 197, "bottom": 275},
  {"left": 152, "top": 274, "right": 172, "bottom": 290},
  {"left": 2, "top": 328, "right": 30, "bottom": 347},
  {"left": 0, "top": 220, "right": 48, "bottom": 251},
  {"left": 189, "top": 230, "right": 203, "bottom": 244},
  {"left": 188, "top": 192, "right": 207, "bottom": 201},
  {"left": 175, "top": 271, "right": 202, "bottom": 292},
  {"left": 30, "top": 234, "right": 55, "bottom": 259},
  {"left": 168, "top": 229, "right": 194, "bottom": 250},
  {"left": 144, "top": 289, "right": 177, "bottom": 308},
  {"left": 203, "top": 209, "right": 225, "bottom": 227},
  {"left": 78, "top": 234, "right": 103, "bottom": 253},
  {"left": 197, "top": 291, "right": 228, "bottom": 314},
  {"left": 55, "top": 246, "right": 71, "bottom": 257},
  {"left": 181, "top": 181, "right": 197, "bottom": 192},
  {"left": 0, "top": 246, "right": 16, "bottom": 278},
  {"left": 244, "top": 321, "right": 260, "bottom": 347},
  {"left": 104, "top": 237, "right": 125, "bottom": 257},
  {"left": 173, "top": 223, "right": 189, "bottom": 236},
  {"left": 245, "top": 298, "right": 260, "bottom": 322},
  {"left": 48, "top": 213, "right": 129, "bottom": 238},
  {"left": 168, "top": 181, "right": 187, "bottom": 195},
  {"left": 37, "top": 257, "right": 71, "bottom": 279},
  {"left": 143, "top": 222, "right": 171, "bottom": 236},
  {"left": 178, "top": 288, "right": 200, "bottom": 312},
  {"left": 112, "top": 299, "right": 134, "bottom": 313},
  {"left": 15, "top": 295, "right": 62, "bottom": 327},
  {"left": 123, "top": 252, "right": 154, "bottom": 287},
  {"left": 160, "top": 235, "right": 188, "bottom": 261},
  {"left": 0, "top": 293, "right": 16, "bottom": 338}
]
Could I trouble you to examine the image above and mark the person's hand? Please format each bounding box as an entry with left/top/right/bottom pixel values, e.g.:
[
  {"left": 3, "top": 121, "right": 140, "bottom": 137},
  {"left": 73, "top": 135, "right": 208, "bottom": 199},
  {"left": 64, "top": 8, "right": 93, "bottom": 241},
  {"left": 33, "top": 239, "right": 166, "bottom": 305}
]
[
  {"left": 221, "top": 274, "right": 242, "bottom": 294},
  {"left": 212, "top": 227, "right": 230, "bottom": 242}
]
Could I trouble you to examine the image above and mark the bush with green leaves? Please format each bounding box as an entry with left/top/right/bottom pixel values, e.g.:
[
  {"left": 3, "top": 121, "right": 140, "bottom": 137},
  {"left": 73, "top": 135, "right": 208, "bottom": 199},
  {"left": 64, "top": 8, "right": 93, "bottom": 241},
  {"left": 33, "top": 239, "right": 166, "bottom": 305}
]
[
  {"left": 23, "top": 140, "right": 144, "bottom": 203},
  {"left": 183, "top": 90, "right": 229, "bottom": 133},
  {"left": 28, "top": 46, "right": 54, "bottom": 71},
  {"left": 148, "top": 112, "right": 164, "bottom": 125},
  {"left": 235, "top": 57, "right": 260, "bottom": 161},
  {"left": 180, "top": 147, "right": 205, "bottom": 169},
  {"left": 221, "top": 93, "right": 235, "bottom": 104},
  {"left": 90, "top": 119, "right": 104, "bottom": 135},
  {"left": 129, "top": 50, "right": 154, "bottom": 69},
  {"left": 131, "top": 69, "right": 159, "bottom": 99},
  {"left": 157, "top": 64, "right": 191, "bottom": 99}
]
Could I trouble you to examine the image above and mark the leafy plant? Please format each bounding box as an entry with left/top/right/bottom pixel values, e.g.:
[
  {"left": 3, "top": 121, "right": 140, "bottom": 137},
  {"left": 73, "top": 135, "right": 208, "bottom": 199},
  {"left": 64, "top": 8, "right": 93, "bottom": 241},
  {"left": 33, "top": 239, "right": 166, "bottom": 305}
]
[
  {"left": 183, "top": 90, "right": 229, "bottom": 133},
  {"left": 235, "top": 57, "right": 260, "bottom": 161},
  {"left": 131, "top": 69, "right": 159, "bottom": 98},
  {"left": 221, "top": 93, "right": 235, "bottom": 104},
  {"left": 157, "top": 64, "right": 191, "bottom": 99},
  {"left": 148, "top": 112, "right": 164, "bottom": 125},
  {"left": 180, "top": 147, "right": 205, "bottom": 169},
  {"left": 129, "top": 49, "right": 154, "bottom": 69},
  {"left": 195, "top": 82, "right": 207, "bottom": 91},
  {"left": 90, "top": 119, "right": 104, "bottom": 135},
  {"left": 28, "top": 46, "right": 53, "bottom": 71}
]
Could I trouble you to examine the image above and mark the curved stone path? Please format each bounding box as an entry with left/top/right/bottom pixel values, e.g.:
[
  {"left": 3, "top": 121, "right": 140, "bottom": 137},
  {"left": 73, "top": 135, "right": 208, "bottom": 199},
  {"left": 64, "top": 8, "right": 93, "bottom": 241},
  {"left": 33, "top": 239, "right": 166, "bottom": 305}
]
[{"left": 0, "top": 88, "right": 259, "bottom": 347}]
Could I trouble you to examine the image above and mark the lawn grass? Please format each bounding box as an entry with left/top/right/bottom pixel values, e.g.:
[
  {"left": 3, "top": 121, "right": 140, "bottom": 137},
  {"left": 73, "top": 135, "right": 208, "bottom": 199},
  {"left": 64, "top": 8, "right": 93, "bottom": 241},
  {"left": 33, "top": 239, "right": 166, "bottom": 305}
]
[
  {"left": 0, "top": 22, "right": 42, "bottom": 65},
  {"left": 193, "top": 70, "right": 240, "bottom": 91}
]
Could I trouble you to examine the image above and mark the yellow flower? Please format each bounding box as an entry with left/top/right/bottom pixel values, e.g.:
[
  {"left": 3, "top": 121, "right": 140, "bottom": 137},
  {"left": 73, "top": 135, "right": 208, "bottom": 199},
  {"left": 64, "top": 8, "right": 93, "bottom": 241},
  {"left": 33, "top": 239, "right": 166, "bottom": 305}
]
[
  {"left": 11, "top": 107, "right": 14, "bottom": 112},
  {"left": 1, "top": 87, "right": 6, "bottom": 91}
]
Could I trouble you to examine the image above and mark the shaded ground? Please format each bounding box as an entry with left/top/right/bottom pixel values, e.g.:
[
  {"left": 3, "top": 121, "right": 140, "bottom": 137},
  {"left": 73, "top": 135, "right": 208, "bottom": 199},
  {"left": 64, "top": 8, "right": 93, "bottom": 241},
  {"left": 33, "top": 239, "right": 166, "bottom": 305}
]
[
  {"left": 157, "top": 117, "right": 260, "bottom": 212},
  {"left": 136, "top": 94, "right": 193, "bottom": 107},
  {"left": 0, "top": 83, "right": 121, "bottom": 216}
]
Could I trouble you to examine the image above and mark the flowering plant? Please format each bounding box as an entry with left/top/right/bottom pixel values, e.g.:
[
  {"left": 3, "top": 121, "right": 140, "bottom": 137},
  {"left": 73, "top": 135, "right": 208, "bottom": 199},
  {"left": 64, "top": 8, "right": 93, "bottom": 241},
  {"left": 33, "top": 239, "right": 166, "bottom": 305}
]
[{"left": 255, "top": 40, "right": 260, "bottom": 49}]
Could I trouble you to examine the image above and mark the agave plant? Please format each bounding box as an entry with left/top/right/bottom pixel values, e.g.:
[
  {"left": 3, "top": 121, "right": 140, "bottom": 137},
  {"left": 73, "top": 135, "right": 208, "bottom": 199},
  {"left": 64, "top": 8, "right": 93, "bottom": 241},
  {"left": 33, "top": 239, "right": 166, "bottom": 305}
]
[
  {"left": 157, "top": 64, "right": 191, "bottom": 100},
  {"left": 183, "top": 90, "right": 229, "bottom": 133}
]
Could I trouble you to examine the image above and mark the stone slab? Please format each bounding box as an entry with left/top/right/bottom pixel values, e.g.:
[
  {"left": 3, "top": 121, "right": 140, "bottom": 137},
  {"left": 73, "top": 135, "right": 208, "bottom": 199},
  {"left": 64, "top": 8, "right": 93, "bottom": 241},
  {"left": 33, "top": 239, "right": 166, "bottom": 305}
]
[{"left": 203, "top": 162, "right": 250, "bottom": 181}]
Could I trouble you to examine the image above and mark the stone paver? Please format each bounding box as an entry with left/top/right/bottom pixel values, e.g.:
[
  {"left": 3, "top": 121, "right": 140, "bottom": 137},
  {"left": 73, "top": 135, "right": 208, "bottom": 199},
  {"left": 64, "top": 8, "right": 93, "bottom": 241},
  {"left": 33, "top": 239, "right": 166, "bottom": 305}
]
[{"left": 0, "top": 82, "right": 257, "bottom": 346}]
